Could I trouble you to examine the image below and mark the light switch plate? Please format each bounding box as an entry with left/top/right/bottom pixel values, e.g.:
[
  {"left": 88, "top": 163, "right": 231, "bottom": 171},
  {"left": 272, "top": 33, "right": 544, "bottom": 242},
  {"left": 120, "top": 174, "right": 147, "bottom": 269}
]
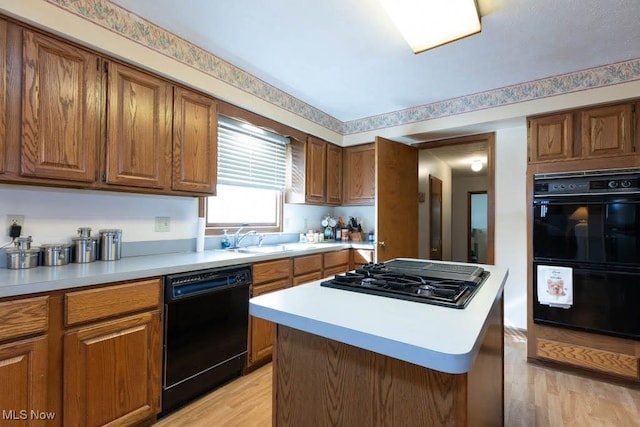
[{"left": 155, "top": 216, "right": 170, "bottom": 232}]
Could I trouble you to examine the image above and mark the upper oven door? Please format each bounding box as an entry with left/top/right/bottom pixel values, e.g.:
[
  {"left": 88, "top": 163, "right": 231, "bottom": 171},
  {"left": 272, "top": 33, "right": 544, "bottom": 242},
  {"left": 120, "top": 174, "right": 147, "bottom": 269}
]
[{"left": 533, "top": 195, "right": 640, "bottom": 266}]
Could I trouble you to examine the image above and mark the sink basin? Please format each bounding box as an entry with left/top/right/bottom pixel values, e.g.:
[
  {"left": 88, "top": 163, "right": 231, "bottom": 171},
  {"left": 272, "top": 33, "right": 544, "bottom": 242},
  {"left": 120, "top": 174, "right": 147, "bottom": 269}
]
[
  {"left": 231, "top": 242, "right": 327, "bottom": 254},
  {"left": 236, "top": 244, "right": 292, "bottom": 254}
]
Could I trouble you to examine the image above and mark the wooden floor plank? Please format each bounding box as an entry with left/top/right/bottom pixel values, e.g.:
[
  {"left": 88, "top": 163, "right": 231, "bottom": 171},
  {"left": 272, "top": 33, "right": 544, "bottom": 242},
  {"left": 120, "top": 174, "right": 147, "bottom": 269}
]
[{"left": 154, "top": 333, "right": 640, "bottom": 426}]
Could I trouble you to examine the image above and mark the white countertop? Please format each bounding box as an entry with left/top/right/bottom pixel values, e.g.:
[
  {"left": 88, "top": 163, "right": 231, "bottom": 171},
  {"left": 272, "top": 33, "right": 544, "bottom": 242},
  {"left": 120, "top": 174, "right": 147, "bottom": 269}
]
[
  {"left": 0, "top": 242, "right": 371, "bottom": 298},
  {"left": 249, "top": 260, "right": 508, "bottom": 374}
]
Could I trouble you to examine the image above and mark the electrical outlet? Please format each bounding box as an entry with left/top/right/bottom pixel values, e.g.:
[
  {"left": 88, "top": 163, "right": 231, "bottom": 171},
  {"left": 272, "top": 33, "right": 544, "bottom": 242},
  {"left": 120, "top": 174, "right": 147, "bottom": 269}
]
[
  {"left": 155, "top": 216, "right": 170, "bottom": 232},
  {"left": 7, "top": 215, "right": 24, "bottom": 229}
]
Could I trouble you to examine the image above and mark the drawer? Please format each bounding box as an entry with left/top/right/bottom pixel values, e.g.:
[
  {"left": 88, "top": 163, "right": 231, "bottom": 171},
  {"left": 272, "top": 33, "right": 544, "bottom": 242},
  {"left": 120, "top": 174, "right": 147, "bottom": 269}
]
[
  {"left": 537, "top": 338, "right": 640, "bottom": 379},
  {"left": 252, "top": 278, "right": 290, "bottom": 296},
  {"left": 323, "top": 250, "right": 349, "bottom": 268},
  {"left": 65, "top": 278, "right": 162, "bottom": 326},
  {"left": 0, "top": 296, "right": 49, "bottom": 341},
  {"left": 253, "top": 259, "right": 291, "bottom": 284},
  {"left": 293, "top": 254, "right": 322, "bottom": 276},
  {"left": 324, "top": 264, "right": 349, "bottom": 277},
  {"left": 293, "top": 271, "right": 323, "bottom": 286}
]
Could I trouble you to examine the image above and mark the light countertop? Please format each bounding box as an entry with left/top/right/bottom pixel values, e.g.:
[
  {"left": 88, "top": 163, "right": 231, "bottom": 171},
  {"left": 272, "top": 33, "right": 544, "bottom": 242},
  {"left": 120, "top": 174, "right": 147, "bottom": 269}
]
[
  {"left": 249, "top": 260, "right": 508, "bottom": 374},
  {"left": 0, "top": 242, "right": 373, "bottom": 298}
]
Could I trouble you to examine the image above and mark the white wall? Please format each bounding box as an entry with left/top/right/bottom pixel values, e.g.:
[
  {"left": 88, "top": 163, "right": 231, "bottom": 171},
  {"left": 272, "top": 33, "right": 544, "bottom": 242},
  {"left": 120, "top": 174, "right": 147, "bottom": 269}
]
[
  {"left": 494, "top": 126, "right": 529, "bottom": 330},
  {"left": 451, "top": 176, "right": 488, "bottom": 262},
  {"left": 418, "top": 151, "right": 452, "bottom": 260},
  {"left": 333, "top": 206, "right": 375, "bottom": 234},
  {"left": 0, "top": 184, "right": 197, "bottom": 247}
]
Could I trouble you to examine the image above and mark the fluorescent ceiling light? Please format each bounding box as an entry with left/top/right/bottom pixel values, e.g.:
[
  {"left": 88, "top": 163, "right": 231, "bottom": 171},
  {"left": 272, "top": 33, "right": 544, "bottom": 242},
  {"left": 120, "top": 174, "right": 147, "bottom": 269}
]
[{"left": 378, "top": 0, "right": 481, "bottom": 53}]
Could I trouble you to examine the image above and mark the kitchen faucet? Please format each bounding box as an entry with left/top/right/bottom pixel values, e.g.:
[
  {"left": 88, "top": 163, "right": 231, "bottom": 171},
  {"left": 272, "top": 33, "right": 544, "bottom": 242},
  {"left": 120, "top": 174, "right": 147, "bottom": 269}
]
[{"left": 233, "top": 228, "right": 257, "bottom": 248}]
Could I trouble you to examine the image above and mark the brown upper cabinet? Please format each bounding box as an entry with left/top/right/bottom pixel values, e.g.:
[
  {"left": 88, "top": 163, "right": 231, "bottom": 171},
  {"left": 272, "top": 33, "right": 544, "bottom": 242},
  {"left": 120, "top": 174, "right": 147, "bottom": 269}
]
[
  {"left": 0, "top": 21, "right": 219, "bottom": 196},
  {"left": 172, "top": 87, "right": 218, "bottom": 194},
  {"left": 326, "top": 142, "right": 343, "bottom": 204},
  {"left": 0, "top": 19, "right": 7, "bottom": 175},
  {"left": 581, "top": 103, "right": 633, "bottom": 157},
  {"left": 342, "top": 143, "right": 375, "bottom": 205},
  {"left": 528, "top": 101, "right": 636, "bottom": 163},
  {"left": 287, "top": 136, "right": 342, "bottom": 205},
  {"left": 21, "top": 29, "right": 102, "bottom": 183},
  {"left": 305, "top": 135, "right": 327, "bottom": 203},
  {"left": 528, "top": 112, "right": 573, "bottom": 162},
  {"left": 105, "top": 61, "right": 172, "bottom": 190}
]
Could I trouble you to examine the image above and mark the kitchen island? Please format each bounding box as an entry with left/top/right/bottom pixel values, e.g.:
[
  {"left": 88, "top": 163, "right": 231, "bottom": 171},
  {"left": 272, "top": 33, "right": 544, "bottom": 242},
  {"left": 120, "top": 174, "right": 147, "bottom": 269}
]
[{"left": 250, "top": 261, "right": 508, "bottom": 426}]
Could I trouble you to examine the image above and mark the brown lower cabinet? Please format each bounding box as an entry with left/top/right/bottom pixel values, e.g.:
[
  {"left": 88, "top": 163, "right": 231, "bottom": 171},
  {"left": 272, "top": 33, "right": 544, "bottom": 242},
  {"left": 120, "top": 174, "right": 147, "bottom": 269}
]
[
  {"left": 0, "top": 279, "right": 162, "bottom": 427},
  {"left": 248, "top": 250, "right": 354, "bottom": 369},
  {"left": 292, "top": 253, "right": 323, "bottom": 285},
  {"left": 0, "top": 296, "right": 49, "bottom": 422},
  {"left": 248, "top": 259, "right": 292, "bottom": 369},
  {"left": 323, "top": 249, "right": 350, "bottom": 277}
]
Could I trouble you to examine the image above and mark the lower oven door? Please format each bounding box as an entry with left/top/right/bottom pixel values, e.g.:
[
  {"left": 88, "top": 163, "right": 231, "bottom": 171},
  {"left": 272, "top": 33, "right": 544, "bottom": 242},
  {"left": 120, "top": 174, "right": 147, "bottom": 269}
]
[{"left": 533, "top": 261, "right": 640, "bottom": 340}]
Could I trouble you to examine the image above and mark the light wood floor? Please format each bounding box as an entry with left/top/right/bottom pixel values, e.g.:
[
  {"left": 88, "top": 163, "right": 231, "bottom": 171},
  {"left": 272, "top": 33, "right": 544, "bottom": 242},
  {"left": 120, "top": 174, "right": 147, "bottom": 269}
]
[{"left": 155, "top": 331, "right": 640, "bottom": 426}]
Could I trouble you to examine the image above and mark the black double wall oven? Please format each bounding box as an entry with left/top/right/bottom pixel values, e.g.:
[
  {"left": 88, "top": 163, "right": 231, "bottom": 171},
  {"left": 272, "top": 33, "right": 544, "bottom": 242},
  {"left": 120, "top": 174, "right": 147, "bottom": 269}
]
[{"left": 532, "top": 168, "right": 640, "bottom": 340}]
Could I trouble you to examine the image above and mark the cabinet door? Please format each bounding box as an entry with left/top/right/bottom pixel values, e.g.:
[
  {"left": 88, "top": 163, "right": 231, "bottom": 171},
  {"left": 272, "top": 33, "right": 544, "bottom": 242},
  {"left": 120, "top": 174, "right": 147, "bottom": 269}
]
[
  {"left": 528, "top": 113, "right": 573, "bottom": 162},
  {"left": 305, "top": 136, "right": 326, "bottom": 203},
  {"left": 249, "top": 279, "right": 289, "bottom": 366},
  {"left": 351, "top": 248, "right": 374, "bottom": 270},
  {"left": 172, "top": 87, "right": 217, "bottom": 194},
  {"left": 326, "top": 143, "right": 343, "bottom": 204},
  {"left": 106, "top": 62, "right": 172, "bottom": 189},
  {"left": 21, "top": 30, "right": 101, "bottom": 182},
  {"left": 64, "top": 310, "right": 161, "bottom": 427},
  {"left": 0, "top": 19, "right": 6, "bottom": 175},
  {"left": 343, "top": 143, "right": 375, "bottom": 205},
  {"left": 0, "top": 336, "right": 48, "bottom": 423},
  {"left": 581, "top": 103, "right": 633, "bottom": 157}
]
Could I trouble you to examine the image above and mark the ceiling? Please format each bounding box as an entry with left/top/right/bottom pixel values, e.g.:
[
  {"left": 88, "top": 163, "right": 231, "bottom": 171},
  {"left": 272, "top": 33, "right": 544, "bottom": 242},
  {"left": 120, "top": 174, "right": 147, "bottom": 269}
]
[{"left": 108, "top": 0, "right": 640, "bottom": 173}]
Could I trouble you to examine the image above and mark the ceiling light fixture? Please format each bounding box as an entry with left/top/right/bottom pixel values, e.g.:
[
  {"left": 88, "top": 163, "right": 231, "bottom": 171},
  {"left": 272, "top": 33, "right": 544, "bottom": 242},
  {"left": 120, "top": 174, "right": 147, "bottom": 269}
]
[
  {"left": 378, "top": 0, "right": 482, "bottom": 53},
  {"left": 471, "top": 160, "right": 483, "bottom": 172}
]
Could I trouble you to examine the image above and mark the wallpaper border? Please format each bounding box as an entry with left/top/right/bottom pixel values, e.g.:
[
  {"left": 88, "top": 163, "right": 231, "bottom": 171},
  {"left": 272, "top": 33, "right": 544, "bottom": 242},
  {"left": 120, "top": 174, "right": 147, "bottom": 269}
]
[{"left": 44, "top": 0, "right": 640, "bottom": 136}]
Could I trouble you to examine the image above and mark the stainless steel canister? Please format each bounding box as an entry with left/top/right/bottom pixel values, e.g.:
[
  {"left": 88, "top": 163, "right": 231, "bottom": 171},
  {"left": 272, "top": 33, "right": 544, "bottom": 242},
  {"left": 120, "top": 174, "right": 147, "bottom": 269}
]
[
  {"left": 6, "top": 248, "right": 40, "bottom": 269},
  {"left": 15, "top": 236, "right": 33, "bottom": 250},
  {"left": 98, "top": 229, "right": 122, "bottom": 261},
  {"left": 41, "top": 243, "right": 72, "bottom": 266},
  {"left": 77, "top": 227, "right": 92, "bottom": 238},
  {"left": 72, "top": 237, "right": 98, "bottom": 263}
]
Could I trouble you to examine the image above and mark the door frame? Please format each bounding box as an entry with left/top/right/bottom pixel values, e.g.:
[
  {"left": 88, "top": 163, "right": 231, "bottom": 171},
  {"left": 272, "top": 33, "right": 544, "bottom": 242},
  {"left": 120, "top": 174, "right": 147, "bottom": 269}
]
[{"left": 415, "top": 132, "right": 495, "bottom": 264}]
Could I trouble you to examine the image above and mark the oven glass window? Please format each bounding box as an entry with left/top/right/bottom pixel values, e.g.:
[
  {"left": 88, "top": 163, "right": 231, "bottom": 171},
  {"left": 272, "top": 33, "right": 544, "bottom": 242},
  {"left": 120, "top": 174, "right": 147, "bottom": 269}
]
[
  {"left": 605, "top": 202, "right": 640, "bottom": 264},
  {"left": 534, "top": 200, "right": 640, "bottom": 265}
]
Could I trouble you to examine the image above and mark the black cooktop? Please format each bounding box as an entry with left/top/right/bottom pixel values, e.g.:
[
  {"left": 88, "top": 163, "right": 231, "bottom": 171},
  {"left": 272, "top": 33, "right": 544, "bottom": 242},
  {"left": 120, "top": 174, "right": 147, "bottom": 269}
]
[{"left": 320, "top": 260, "right": 489, "bottom": 309}]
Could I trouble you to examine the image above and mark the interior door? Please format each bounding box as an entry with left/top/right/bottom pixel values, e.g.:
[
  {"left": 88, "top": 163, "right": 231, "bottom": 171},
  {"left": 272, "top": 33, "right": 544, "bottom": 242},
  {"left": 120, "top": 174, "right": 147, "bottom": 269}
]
[
  {"left": 429, "top": 175, "right": 443, "bottom": 260},
  {"left": 375, "top": 137, "right": 418, "bottom": 262}
]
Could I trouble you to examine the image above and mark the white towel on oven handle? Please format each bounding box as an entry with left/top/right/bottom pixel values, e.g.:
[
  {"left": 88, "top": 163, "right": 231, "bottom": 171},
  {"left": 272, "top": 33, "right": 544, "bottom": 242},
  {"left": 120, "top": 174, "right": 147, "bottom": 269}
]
[{"left": 537, "top": 265, "right": 573, "bottom": 309}]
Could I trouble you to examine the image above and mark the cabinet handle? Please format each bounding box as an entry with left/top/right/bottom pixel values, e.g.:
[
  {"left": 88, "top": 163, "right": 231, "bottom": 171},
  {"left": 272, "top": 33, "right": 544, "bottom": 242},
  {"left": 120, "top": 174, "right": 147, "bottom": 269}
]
[{"left": 377, "top": 241, "right": 386, "bottom": 247}]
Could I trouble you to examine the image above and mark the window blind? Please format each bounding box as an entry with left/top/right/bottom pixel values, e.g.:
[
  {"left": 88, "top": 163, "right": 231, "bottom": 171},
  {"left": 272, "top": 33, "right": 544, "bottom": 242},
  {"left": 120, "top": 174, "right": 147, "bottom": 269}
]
[{"left": 217, "top": 115, "right": 288, "bottom": 191}]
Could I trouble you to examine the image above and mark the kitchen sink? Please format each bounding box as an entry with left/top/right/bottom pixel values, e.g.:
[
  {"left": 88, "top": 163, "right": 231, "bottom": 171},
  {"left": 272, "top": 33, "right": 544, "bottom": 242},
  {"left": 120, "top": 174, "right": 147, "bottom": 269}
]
[
  {"left": 232, "top": 242, "right": 326, "bottom": 254},
  {"left": 236, "top": 245, "right": 291, "bottom": 254}
]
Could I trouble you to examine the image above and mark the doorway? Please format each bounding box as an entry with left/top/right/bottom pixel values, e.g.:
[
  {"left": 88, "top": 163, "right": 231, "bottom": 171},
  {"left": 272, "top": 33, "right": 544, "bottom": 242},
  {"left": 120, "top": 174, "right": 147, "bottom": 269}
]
[
  {"left": 468, "top": 191, "right": 488, "bottom": 263},
  {"left": 416, "top": 133, "right": 495, "bottom": 264},
  {"left": 429, "top": 175, "right": 443, "bottom": 260}
]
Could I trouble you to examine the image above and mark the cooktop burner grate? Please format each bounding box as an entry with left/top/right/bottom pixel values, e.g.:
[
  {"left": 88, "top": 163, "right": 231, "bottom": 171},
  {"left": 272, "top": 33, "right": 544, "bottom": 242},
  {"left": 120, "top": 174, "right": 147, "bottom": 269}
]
[{"left": 321, "top": 260, "right": 489, "bottom": 309}]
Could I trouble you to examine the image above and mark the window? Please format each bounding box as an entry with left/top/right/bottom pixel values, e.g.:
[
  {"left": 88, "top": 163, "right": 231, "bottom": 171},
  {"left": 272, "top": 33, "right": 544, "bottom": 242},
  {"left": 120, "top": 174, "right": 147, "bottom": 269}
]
[{"left": 205, "top": 115, "right": 288, "bottom": 233}]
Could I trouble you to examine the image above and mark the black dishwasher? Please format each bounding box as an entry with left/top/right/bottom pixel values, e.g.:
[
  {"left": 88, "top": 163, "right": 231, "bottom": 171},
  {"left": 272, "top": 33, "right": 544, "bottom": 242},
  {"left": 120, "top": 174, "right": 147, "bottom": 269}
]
[{"left": 162, "top": 264, "right": 252, "bottom": 415}]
